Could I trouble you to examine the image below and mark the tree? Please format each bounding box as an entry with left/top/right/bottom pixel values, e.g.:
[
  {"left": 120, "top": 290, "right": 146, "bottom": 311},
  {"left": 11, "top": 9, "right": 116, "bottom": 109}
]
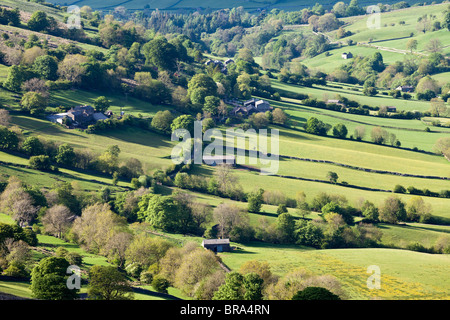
[
  {"left": 152, "top": 275, "right": 170, "bottom": 293},
  {"left": 444, "top": 8, "right": 450, "bottom": 31},
  {"left": 429, "top": 98, "right": 448, "bottom": 117},
  {"left": 426, "top": 39, "right": 443, "bottom": 53},
  {"left": 174, "top": 247, "right": 221, "bottom": 297},
  {"left": 406, "top": 39, "right": 418, "bottom": 53},
  {"left": 295, "top": 220, "right": 324, "bottom": 248},
  {"left": 187, "top": 74, "right": 217, "bottom": 106},
  {"left": 292, "top": 286, "right": 341, "bottom": 300},
  {"left": 55, "top": 144, "right": 76, "bottom": 166},
  {"left": 353, "top": 125, "right": 366, "bottom": 141},
  {"left": 4, "top": 65, "right": 24, "bottom": 92},
  {"left": 21, "top": 136, "right": 45, "bottom": 156},
  {"left": 203, "top": 96, "right": 220, "bottom": 116},
  {"left": 332, "top": 123, "right": 347, "bottom": 139},
  {"left": 171, "top": 114, "right": 195, "bottom": 136},
  {"left": 151, "top": 110, "right": 174, "bottom": 133},
  {"left": 87, "top": 265, "right": 133, "bottom": 300},
  {"left": 304, "top": 117, "right": 331, "bottom": 136},
  {"left": 33, "top": 55, "right": 58, "bottom": 81},
  {"left": 93, "top": 96, "right": 110, "bottom": 113},
  {"left": 125, "top": 233, "right": 173, "bottom": 273},
  {"left": 30, "top": 257, "right": 78, "bottom": 300},
  {"left": 57, "top": 54, "right": 89, "bottom": 84},
  {"left": 272, "top": 108, "right": 288, "bottom": 125},
  {"left": 379, "top": 196, "right": 407, "bottom": 224},
  {"left": 416, "top": 76, "right": 440, "bottom": 95},
  {"left": 142, "top": 37, "right": 178, "bottom": 71},
  {"left": 326, "top": 171, "right": 339, "bottom": 184},
  {"left": 277, "top": 212, "right": 296, "bottom": 243},
  {"left": 370, "top": 127, "right": 389, "bottom": 144},
  {"left": 20, "top": 92, "right": 47, "bottom": 115},
  {"left": 0, "top": 109, "right": 11, "bottom": 127},
  {"left": 213, "top": 271, "right": 264, "bottom": 300},
  {"left": 406, "top": 196, "right": 432, "bottom": 222},
  {"left": 42, "top": 205, "right": 73, "bottom": 238},
  {"left": 27, "top": 11, "right": 50, "bottom": 32},
  {"left": 0, "top": 126, "right": 19, "bottom": 150},
  {"left": 213, "top": 203, "right": 248, "bottom": 239},
  {"left": 29, "top": 155, "right": 52, "bottom": 171},
  {"left": 361, "top": 200, "right": 379, "bottom": 221},
  {"left": 433, "top": 137, "right": 450, "bottom": 159},
  {"left": 71, "top": 203, "right": 128, "bottom": 254},
  {"left": 248, "top": 188, "right": 264, "bottom": 213}
]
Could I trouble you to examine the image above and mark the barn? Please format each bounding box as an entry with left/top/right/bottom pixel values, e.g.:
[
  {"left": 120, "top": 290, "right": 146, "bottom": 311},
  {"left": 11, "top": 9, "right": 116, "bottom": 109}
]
[{"left": 202, "top": 239, "right": 231, "bottom": 253}]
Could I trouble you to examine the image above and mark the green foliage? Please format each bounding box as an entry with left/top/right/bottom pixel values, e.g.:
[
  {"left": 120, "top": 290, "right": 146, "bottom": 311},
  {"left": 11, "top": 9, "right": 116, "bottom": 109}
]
[
  {"left": 171, "top": 114, "right": 195, "bottom": 136},
  {"left": 292, "top": 286, "right": 341, "bottom": 300},
  {"left": 30, "top": 257, "right": 78, "bottom": 300},
  {"left": 22, "top": 136, "right": 45, "bottom": 156},
  {"left": 0, "top": 126, "right": 19, "bottom": 150},
  {"left": 33, "top": 55, "right": 58, "bottom": 81},
  {"left": 304, "top": 117, "right": 331, "bottom": 136},
  {"left": 87, "top": 265, "right": 133, "bottom": 300},
  {"left": 29, "top": 155, "right": 53, "bottom": 171},
  {"left": 55, "top": 144, "right": 76, "bottom": 167},
  {"left": 142, "top": 37, "right": 178, "bottom": 71},
  {"left": 152, "top": 275, "right": 170, "bottom": 293},
  {"left": 20, "top": 92, "right": 47, "bottom": 115},
  {"left": 151, "top": 110, "right": 174, "bottom": 134},
  {"left": 93, "top": 96, "right": 111, "bottom": 113},
  {"left": 247, "top": 188, "right": 264, "bottom": 213},
  {"left": 27, "top": 11, "right": 50, "bottom": 32},
  {"left": 213, "top": 271, "right": 264, "bottom": 300}
]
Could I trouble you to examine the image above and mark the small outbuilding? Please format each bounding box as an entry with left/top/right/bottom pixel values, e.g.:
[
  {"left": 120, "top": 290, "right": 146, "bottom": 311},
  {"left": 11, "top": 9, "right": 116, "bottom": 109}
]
[
  {"left": 203, "top": 155, "right": 236, "bottom": 166},
  {"left": 202, "top": 239, "right": 231, "bottom": 253},
  {"left": 341, "top": 52, "right": 353, "bottom": 59}
]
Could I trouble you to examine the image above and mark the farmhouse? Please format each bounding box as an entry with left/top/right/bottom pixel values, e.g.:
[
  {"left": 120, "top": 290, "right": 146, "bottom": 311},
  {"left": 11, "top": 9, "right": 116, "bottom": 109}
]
[
  {"left": 203, "top": 155, "right": 236, "bottom": 166},
  {"left": 48, "top": 105, "right": 109, "bottom": 128},
  {"left": 202, "top": 239, "right": 231, "bottom": 252},
  {"left": 205, "top": 59, "right": 228, "bottom": 74},
  {"left": 386, "top": 106, "right": 397, "bottom": 112},
  {"left": 396, "top": 85, "right": 414, "bottom": 92},
  {"left": 232, "top": 98, "right": 272, "bottom": 116},
  {"left": 341, "top": 52, "right": 353, "bottom": 59}
]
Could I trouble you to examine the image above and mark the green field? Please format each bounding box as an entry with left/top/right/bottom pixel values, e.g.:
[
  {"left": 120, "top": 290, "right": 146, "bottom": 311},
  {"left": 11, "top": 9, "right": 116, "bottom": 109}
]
[
  {"left": 10, "top": 114, "right": 177, "bottom": 173},
  {"left": 219, "top": 243, "right": 450, "bottom": 299}
]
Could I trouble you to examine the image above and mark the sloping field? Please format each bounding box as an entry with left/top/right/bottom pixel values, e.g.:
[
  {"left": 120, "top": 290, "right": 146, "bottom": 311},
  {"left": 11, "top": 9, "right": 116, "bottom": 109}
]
[{"left": 219, "top": 243, "right": 450, "bottom": 299}]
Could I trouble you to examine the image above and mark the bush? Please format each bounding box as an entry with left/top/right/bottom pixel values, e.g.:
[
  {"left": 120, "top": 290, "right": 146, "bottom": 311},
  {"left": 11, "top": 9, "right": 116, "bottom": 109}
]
[
  {"left": 152, "top": 275, "right": 169, "bottom": 293},
  {"left": 292, "top": 287, "right": 340, "bottom": 300},
  {"left": 29, "top": 155, "right": 54, "bottom": 171},
  {"left": 65, "top": 252, "right": 83, "bottom": 266},
  {"left": 393, "top": 185, "right": 406, "bottom": 193}
]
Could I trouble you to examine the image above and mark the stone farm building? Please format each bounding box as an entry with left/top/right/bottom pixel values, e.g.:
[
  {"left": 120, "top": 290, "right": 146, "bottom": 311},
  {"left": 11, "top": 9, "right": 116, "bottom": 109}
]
[
  {"left": 341, "top": 52, "right": 353, "bottom": 59},
  {"left": 48, "top": 105, "right": 109, "bottom": 128},
  {"left": 396, "top": 85, "right": 414, "bottom": 93},
  {"left": 202, "top": 155, "right": 236, "bottom": 166},
  {"left": 202, "top": 239, "right": 231, "bottom": 253},
  {"left": 231, "top": 98, "right": 272, "bottom": 116}
]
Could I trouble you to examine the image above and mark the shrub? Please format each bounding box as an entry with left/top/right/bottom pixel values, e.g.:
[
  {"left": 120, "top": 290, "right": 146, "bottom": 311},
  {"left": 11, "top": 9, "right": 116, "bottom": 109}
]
[{"left": 29, "top": 155, "right": 53, "bottom": 171}]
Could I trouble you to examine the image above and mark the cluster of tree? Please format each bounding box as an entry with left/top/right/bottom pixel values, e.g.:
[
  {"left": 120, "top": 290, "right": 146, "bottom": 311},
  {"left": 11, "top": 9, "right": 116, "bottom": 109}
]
[
  {"left": 302, "top": 117, "right": 402, "bottom": 147},
  {"left": 276, "top": 64, "right": 327, "bottom": 87},
  {"left": 394, "top": 184, "right": 450, "bottom": 201},
  {"left": 0, "top": 222, "right": 37, "bottom": 279}
]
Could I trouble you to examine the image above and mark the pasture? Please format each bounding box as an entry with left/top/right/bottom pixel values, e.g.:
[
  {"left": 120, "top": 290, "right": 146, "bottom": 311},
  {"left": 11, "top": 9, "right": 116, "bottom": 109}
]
[{"left": 219, "top": 243, "right": 450, "bottom": 299}]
